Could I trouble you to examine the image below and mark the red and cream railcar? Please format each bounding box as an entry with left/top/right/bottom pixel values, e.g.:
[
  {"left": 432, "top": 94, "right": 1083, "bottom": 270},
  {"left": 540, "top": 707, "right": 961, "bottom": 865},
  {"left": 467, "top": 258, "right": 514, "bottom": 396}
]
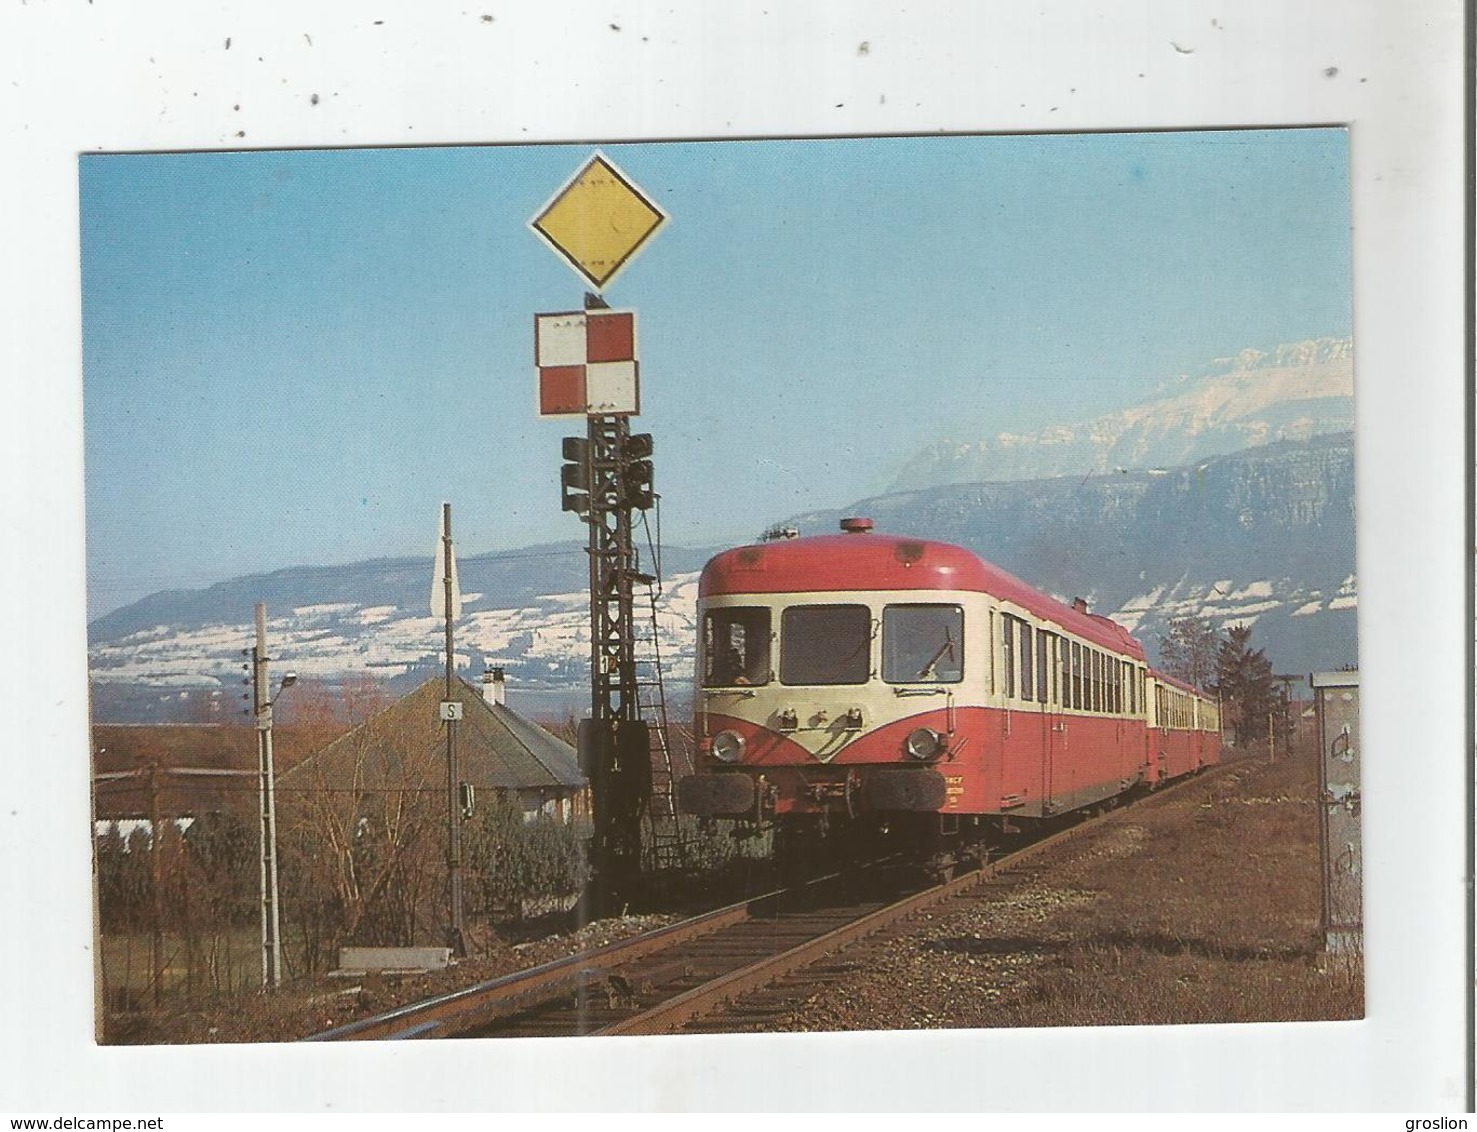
[
  {"left": 677, "top": 518, "right": 1220, "bottom": 867},
  {"left": 1146, "top": 671, "right": 1222, "bottom": 783}
]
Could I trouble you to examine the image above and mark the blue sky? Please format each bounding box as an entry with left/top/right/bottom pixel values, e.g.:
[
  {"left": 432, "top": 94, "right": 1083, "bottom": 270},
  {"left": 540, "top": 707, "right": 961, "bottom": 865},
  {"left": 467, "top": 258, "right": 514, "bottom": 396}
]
[{"left": 81, "top": 129, "right": 1350, "bottom": 616}]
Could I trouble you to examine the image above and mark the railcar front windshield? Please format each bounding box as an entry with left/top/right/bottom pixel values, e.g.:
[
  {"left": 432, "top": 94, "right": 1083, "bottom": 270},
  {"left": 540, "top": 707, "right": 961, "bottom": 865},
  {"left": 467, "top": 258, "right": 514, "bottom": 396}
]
[
  {"left": 780, "top": 604, "right": 871, "bottom": 685},
  {"left": 703, "top": 607, "right": 772, "bottom": 686},
  {"left": 883, "top": 603, "right": 964, "bottom": 683}
]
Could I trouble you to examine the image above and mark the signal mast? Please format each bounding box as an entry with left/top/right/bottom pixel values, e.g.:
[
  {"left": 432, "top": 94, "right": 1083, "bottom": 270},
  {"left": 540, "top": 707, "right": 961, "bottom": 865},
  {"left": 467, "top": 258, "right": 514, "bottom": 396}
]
[{"left": 530, "top": 152, "right": 667, "bottom": 912}]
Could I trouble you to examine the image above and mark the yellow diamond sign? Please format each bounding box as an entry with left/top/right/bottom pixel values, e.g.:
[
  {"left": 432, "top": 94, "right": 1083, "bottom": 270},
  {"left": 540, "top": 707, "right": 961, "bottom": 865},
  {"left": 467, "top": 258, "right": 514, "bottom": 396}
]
[{"left": 530, "top": 152, "right": 667, "bottom": 291}]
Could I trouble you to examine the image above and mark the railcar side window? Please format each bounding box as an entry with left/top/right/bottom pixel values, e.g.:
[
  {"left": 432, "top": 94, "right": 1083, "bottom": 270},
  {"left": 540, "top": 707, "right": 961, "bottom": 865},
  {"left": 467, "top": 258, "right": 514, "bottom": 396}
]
[
  {"left": 1203, "top": 699, "right": 1220, "bottom": 732},
  {"left": 780, "top": 604, "right": 871, "bottom": 685},
  {"left": 1002, "top": 616, "right": 1015, "bottom": 698},
  {"left": 882, "top": 604, "right": 964, "bottom": 684},
  {"left": 703, "top": 607, "right": 772, "bottom": 687},
  {"left": 1018, "top": 620, "right": 1034, "bottom": 701},
  {"left": 1070, "top": 642, "right": 1083, "bottom": 709},
  {"left": 1036, "top": 628, "right": 1049, "bottom": 704},
  {"left": 988, "top": 611, "right": 997, "bottom": 693},
  {"left": 1060, "top": 639, "right": 1071, "bottom": 709}
]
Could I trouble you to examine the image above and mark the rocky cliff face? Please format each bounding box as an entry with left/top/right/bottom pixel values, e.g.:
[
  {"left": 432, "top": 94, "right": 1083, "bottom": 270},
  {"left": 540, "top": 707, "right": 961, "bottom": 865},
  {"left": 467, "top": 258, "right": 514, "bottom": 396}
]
[{"left": 890, "top": 337, "right": 1354, "bottom": 490}]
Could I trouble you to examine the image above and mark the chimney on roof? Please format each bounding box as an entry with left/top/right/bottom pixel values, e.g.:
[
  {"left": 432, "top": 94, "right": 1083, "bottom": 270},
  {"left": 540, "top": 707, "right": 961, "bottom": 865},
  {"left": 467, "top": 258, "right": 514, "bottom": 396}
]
[
  {"left": 481, "top": 666, "right": 506, "bottom": 706},
  {"left": 1072, "top": 597, "right": 1089, "bottom": 614}
]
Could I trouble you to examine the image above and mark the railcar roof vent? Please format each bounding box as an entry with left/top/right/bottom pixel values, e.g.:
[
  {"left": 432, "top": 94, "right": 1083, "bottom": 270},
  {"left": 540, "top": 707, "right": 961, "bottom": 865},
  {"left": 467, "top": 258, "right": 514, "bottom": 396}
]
[
  {"left": 840, "top": 517, "right": 874, "bottom": 534},
  {"left": 1072, "top": 597, "right": 1089, "bottom": 614}
]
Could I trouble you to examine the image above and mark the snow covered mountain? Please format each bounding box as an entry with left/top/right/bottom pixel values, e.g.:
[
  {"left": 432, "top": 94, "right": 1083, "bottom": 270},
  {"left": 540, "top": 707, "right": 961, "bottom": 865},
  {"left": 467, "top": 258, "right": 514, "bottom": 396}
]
[
  {"left": 87, "top": 337, "right": 1358, "bottom": 722},
  {"left": 890, "top": 337, "right": 1353, "bottom": 490},
  {"left": 89, "top": 433, "right": 1354, "bottom": 723},
  {"left": 87, "top": 545, "right": 709, "bottom": 723}
]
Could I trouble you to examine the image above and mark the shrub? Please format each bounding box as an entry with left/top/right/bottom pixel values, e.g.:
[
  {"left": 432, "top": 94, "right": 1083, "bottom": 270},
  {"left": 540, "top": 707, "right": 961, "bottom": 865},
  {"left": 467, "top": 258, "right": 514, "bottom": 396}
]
[{"left": 463, "top": 794, "right": 591, "bottom": 917}]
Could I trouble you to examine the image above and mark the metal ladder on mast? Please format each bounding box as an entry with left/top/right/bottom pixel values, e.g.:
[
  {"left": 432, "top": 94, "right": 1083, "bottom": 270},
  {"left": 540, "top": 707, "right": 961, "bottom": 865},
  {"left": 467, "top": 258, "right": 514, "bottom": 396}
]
[{"left": 633, "top": 510, "right": 684, "bottom": 872}]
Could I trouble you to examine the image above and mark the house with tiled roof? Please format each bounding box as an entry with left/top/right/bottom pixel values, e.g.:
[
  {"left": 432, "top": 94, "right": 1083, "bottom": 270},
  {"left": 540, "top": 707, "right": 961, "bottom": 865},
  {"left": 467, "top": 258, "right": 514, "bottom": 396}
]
[{"left": 280, "top": 671, "right": 588, "bottom": 822}]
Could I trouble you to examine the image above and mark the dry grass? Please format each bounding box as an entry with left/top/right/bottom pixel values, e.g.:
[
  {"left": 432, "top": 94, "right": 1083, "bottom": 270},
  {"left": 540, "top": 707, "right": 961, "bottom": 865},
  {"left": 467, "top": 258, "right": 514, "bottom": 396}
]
[
  {"left": 100, "top": 927, "right": 261, "bottom": 1010},
  {"left": 769, "top": 743, "right": 1361, "bottom": 1032},
  {"left": 985, "top": 749, "right": 1362, "bottom": 1026}
]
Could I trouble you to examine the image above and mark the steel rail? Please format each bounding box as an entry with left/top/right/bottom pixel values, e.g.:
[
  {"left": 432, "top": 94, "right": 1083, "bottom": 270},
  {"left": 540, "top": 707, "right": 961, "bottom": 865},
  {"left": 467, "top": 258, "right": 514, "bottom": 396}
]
[
  {"left": 303, "top": 887, "right": 780, "bottom": 1041},
  {"left": 306, "top": 760, "right": 1232, "bottom": 1041},
  {"left": 598, "top": 823, "right": 1066, "bottom": 1034}
]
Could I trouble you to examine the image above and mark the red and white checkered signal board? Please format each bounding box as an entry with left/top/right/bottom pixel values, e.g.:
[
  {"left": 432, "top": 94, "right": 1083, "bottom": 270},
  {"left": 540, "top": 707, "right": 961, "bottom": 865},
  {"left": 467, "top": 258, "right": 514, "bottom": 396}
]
[{"left": 534, "top": 309, "right": 639, "bottom": 417}]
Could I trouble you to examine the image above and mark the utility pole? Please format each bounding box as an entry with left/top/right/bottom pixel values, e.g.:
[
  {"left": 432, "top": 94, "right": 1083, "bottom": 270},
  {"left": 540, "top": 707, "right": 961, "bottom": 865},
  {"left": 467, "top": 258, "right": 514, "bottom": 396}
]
[
  {"left": 251, "top": 603, "right": 284, "bottom": 990},
  {"left": 1274, "top": 673, "right": 1300, "bottom": 760},
  {"left": 145, "top": 756, "right": 163, "bottom": 1007},
  {"left": 434, "top": 503, "right": 466, "bottom": 957}
]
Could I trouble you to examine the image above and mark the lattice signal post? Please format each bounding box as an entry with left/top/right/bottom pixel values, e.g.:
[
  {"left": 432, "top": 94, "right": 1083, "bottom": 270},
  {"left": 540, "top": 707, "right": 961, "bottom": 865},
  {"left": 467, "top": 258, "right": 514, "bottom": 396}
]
[
  {"left": 562, "top": 407, "right": 655, "bottom": 909},
  {"left": 530, "top": 153, "right": 666, "bottom": 913}
]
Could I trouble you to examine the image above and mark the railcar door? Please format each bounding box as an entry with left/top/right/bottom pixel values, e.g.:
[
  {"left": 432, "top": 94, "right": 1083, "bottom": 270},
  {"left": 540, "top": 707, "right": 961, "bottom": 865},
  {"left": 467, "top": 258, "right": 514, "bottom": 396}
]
[
  {"left": 1018, "top": 620, "right": 1046, "bottom": 814},
  {"left": 1044, "top": 630, "right": 1065, "bottom": 812}
]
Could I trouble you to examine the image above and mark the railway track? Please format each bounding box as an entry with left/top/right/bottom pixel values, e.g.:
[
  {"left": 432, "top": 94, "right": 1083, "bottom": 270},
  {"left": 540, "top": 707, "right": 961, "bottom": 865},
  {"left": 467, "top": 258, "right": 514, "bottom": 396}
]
[{"left": 305, "top": 765, "right": 1229, "bottom": 1042}]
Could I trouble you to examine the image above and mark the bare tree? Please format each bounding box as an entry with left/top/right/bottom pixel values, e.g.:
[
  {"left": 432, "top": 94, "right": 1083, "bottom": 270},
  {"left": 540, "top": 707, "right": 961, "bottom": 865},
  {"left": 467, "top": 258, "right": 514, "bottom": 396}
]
[
  {"left": 278, "top": 685, "right": 442, "bottom": 970},
  {"left": 1158, "top": 615, "right": 1223, "bottom": 691}
]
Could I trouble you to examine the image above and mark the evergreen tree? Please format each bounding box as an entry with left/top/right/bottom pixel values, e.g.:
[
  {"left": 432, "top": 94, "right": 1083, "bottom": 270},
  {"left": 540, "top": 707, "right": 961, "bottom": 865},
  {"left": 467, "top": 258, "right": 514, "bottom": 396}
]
[
  {"left": 182, "top": 810, "right": 256, "bottom": 925},
  {"left": 462, "top": 794, "right": 590, "bottom": 918},
  {"left": 1217, "top": 624, "right": 1277, "bottom": 747}
]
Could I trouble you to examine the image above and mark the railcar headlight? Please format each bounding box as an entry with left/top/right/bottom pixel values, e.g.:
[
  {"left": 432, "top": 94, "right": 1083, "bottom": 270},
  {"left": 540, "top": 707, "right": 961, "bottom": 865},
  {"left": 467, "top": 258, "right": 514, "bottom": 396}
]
[
  {"left": 711, "top": 729, "right": 746, "bottom": 764},
  {"left": 904, "top": 727, "right": 945, "bottom": 761}
]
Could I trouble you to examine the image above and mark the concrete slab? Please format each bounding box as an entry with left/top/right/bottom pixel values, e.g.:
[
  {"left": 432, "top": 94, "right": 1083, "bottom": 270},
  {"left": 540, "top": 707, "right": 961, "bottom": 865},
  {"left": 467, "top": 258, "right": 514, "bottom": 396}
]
[{"left": 338, "top": 946, "right": 452, "bottom": 973}]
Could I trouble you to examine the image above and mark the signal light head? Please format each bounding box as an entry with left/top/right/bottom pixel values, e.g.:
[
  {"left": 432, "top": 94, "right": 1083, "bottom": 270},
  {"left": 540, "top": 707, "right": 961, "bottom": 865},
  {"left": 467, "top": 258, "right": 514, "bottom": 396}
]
[
  {"left": 562, "top": 436, "right": 589, "bottom": 461},
  {"left": 561, "top": 461, "right": 590, "bottom": 492},
  {"left": 624, "top": 458, "right": 654, "bottom": 510}
]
